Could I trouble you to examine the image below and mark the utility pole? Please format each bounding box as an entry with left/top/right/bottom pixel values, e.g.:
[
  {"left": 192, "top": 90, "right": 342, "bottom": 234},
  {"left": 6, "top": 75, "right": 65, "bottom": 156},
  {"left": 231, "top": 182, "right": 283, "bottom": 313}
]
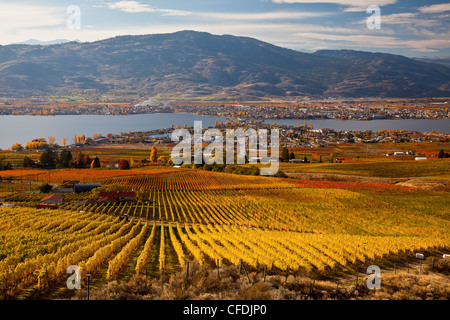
[{"left": 86, "top": 274, "right": 91, "bottom": 300}]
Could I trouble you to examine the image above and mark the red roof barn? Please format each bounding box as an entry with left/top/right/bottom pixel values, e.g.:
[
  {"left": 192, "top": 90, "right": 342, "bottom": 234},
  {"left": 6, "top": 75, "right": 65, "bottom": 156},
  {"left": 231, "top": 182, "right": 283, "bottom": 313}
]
[
  {"left": 97, "top": 195, "right": 119, "bottom": 203},
  {"left": 40, "top": 194, "right": 64, "bottom": 204}
]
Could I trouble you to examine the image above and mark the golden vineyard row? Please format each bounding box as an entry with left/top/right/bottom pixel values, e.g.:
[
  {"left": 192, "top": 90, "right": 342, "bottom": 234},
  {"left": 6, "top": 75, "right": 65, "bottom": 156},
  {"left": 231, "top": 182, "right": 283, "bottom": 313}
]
[{"left": 1, "top": 207, "right": 447, "bottom": 296}]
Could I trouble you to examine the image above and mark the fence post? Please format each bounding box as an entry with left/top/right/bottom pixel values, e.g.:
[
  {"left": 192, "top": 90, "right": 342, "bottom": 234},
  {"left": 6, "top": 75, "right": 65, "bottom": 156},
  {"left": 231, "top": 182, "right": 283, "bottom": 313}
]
[
  {"left": 263, "top": 266, "right": 267, "bottom": 282},
  {"left": 86, "top": 274, "right": 91, "bottom": 301},
  {"left": 419, "top": 260, "right": 422, "bottom": 274},
  {"left": 238, "top": 259, "right": 242, "bottom": 274},
  {"left": 241, "top": 262, "right": 251, "bottom": 284},
  {"left": 217, "top": 259, "right": 220, "bottom": 279},
  {"left": 394, "top": 263, "right": 396, "bottom": 275},
  {"left": 407, "top": 263, "right": 409, "bottom": 273},
  {"left": 310, "top": 280, "right": 315, "bottom": 296},
  {"left": 432, "top": 257, "right": 435, "bottom": 269},
  {"left": 186, "top": 262, "right": 189, "bottom": 282},
  {"left": 335, "top": 282, "right": 339, "bottom": 299}
]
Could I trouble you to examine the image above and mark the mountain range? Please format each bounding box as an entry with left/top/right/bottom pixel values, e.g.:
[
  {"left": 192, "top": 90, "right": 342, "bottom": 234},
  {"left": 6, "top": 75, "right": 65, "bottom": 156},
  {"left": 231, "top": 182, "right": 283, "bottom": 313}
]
[{"left": 1, "top": 30, "right": 449, "bottom": 98}]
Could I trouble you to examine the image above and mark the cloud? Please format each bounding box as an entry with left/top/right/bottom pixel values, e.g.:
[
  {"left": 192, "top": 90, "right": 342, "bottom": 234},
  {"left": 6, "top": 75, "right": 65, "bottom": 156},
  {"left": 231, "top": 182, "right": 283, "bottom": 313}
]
[
  {"left": 419, "top": 3, "right": 450, "bottom": 14},
  {"left": 293, "top": 31, "right": 450, "bottom": 52},
  {"left": 356, "top": 12, "right": 441, "bottom": 27},
  {"left": 106, "top": 2, "right": 329, "bottom": 20},
  {"left": 271, "top": 0, "right": 397, "bottom": 12},
  {"left": 107, "top": 1, "right": 190, "bottom": 16},
  {"left": 0, "top": 3, "right": 65, "bottom": 31},
  {"left": 193, "top": 11, "right": 332, "bottom": 21}
]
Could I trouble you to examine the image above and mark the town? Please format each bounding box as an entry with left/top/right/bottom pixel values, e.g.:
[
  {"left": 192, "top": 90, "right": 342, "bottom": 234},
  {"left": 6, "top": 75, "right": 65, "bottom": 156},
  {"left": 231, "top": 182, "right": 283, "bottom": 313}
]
[{"left": 0, "top": 96, "right": 449, "bottom": 120}]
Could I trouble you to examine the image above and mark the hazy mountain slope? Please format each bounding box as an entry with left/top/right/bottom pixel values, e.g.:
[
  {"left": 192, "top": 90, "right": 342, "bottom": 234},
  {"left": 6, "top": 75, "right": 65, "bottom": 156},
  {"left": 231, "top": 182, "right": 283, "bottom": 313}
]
[{"left": 0, "top": 31, "right": 449, "bottom": 98}]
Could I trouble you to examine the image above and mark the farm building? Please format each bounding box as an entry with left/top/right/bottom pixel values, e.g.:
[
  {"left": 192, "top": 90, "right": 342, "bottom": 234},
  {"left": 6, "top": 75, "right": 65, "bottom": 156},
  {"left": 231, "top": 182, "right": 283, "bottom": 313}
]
[
  {"left": 52, "top": 187, "right": 74, "bottom": 193},
  {"left": 74, "top": 184, "right": 101, "bottom": 193},
  {"left": 97, "top": 195, "right": 119, "bottom": 203},
  {"left": 61, "top": 181, "right": 80, "bottom": 188},
  {"left": 40, "top": 194, "right": 64, "bottom": 204}
]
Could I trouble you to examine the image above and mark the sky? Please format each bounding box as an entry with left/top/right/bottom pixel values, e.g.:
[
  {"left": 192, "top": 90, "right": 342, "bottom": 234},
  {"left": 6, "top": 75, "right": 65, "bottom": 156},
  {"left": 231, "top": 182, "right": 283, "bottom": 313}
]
[{"left": 0, "top": 0, "right": 449, "bottom": 57}]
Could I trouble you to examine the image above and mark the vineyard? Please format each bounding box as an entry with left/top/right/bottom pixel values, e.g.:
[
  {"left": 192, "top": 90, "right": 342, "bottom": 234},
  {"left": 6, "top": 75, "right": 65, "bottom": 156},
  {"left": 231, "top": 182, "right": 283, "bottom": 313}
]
[
  {"left": 0, "top": 167, "right": 449, "bottom": 299},
  {"left": 6, "top": 184, "right": 446, "bottom": 235},
  {"left": 1, "top": 206, "right": 447, "bottom": 299},
  {"left": 92, "top": 169, "right": 298, "bottom": 191}
]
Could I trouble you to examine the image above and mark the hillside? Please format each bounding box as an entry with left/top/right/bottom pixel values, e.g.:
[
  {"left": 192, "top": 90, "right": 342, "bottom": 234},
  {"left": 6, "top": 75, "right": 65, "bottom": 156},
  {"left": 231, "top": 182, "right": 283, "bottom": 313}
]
[{"left": 0, "top": 31, "right": 449, "bottom": 98}]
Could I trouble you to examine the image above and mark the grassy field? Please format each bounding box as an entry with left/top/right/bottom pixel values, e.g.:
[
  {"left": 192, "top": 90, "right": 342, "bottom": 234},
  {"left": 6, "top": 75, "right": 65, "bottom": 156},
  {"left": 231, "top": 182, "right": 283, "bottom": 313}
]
[{"left": 280, "top": 159, "right": 450, "bottom": 178}]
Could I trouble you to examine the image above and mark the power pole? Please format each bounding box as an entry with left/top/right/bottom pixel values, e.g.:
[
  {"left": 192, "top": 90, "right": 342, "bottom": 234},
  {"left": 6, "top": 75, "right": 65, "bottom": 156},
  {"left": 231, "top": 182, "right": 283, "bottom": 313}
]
[{"left": 86, "top": 274, "right": 91, "bottom": 300}]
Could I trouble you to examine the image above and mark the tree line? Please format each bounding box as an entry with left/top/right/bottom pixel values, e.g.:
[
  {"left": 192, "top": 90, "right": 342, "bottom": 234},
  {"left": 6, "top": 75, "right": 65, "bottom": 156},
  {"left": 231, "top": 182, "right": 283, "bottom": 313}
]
[{"left": 22, "top": 150, "right": 101, "bottom": 169}]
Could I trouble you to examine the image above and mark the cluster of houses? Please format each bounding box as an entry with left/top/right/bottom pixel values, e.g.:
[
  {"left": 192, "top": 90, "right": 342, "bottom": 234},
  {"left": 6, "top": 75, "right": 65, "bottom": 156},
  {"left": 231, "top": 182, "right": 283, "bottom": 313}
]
[{"left": 168, "top": 102, "right": 450, "bottom": 122}]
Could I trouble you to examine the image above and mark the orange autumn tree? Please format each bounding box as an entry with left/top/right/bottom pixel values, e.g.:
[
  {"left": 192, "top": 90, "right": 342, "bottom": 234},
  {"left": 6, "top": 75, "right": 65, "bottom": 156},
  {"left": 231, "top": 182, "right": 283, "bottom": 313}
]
[
  {"left": 150, "top": 145, "right": 158, "bottom": 164},
  {"left": 11, "top": 143, "right": 23, "bottom": 151}
]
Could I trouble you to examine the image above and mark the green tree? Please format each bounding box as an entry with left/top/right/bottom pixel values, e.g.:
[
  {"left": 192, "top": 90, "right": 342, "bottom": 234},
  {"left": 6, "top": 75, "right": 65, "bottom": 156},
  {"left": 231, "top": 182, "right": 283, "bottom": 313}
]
[
  {"left": 0, "top": 161, "right": 12, "bottom": 171},
  {"left": 157, "top": 155, "right": 169, "bottom": 166},
  {"left": 91, "top": 156, "right": 101, "bottom": 168},
  {"left": 39, "top": 183, "right": 53, "bottom": 193},
  {"left": 281, "top": 147, "right": 290, "bottom": 162},
  {"left": 23, "top": 156, "right": 34, "bottom": 168},
  {"left": 203, "top": 163, "right": 213, "bottom": 171},
  {"left": 39, "top": 150, "right": 57, "bottom": 168},
  {"left": 58, "top": 149, "right": 72, "bottom": 168},
  {"left": 75, "top": 152, "right": 85, "bottom": 167},
  {"left": 437, "top": 149, "right": 445, "bottom": 158},
  {"left": 273, "top": 170, "right": 287, "bottom": 178},
  {"left": 248, "top": 165, "right": 260, "bottom": 176},
  {"left": 289, "top": 151, "right": 295, "bottom": 160}
]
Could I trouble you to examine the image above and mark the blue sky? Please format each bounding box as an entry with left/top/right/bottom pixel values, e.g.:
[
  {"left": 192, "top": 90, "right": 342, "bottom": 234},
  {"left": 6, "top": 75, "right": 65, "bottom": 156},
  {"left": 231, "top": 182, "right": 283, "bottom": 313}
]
[{"left": 1, "top": 0, "right": 449, "bottom": 57}]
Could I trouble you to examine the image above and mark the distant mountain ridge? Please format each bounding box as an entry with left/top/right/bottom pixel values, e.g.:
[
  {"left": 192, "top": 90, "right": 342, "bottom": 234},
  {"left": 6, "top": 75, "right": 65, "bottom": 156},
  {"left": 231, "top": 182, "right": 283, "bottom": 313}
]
[
  {"left": 0, "top": 30, "right": 449, "bottom": 98},
  {"left": 414, "top": 56, "right": 450, "bottom": 69},
  {"left": 12, "top": 39, "right": 80, "bottom": 46}
]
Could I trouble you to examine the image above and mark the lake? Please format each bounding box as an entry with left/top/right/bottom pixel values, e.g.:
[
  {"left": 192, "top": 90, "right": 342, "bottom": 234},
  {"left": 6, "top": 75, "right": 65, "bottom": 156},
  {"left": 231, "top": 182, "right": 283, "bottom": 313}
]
[
  {"left": 264, "top": 118, "right": 449, "bottom": 133},
  {"left": 0, "top": 113, "right": 227, "bottom": 149},
  {"left": 0, "top": 114, "right": 448, "bottom": 149}
]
